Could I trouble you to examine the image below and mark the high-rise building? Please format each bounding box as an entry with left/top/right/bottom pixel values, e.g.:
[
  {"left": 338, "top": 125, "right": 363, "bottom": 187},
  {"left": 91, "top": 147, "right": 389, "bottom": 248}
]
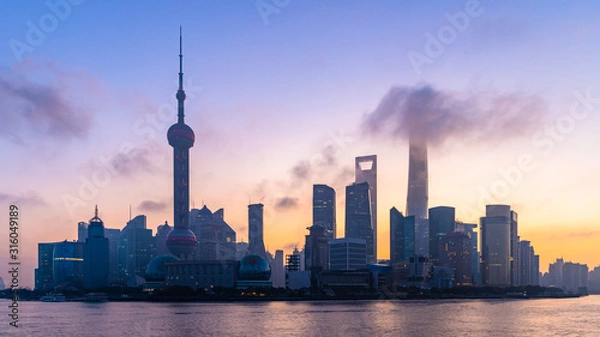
[
  {"left": 439, "top": 231, "right": 472, "bottom": 286},
  {"left": 510, "top": 211, "right": 520, "bottom": 286},
  {"left": 313, "top": 184, "right": 336, "bottom": 240},
  {"left": 285, "top": 248, "right": 301, "bottom": 272},
  {"left": 480, "top": 205, "right": 511, "bottom": 287},
  {"left": 248, "top": 203, "right": 267, "bottom": 259},
  {"left": 104, "top": 227, "right": 121, "bottom": 284},
  {"left": 304, "top": 224, "right": 330, "bottom": 273},
  {"left": 390, "top": 208, "right": 416, "bottom": 264},
  {"left": 330, "top": 238, "right": 367, "bottom": 271},
  {"left": 270, "top": 250, "right": 285, "bottom": 288},
  {"left": 83, "top": 206, "right": 109, "bottom": 289},
  {"left": 355, "top": 155, "right": 377, "bottom": 262},
  {"left": 119, "top": 215, "right": 155, "bottom": 284},
  {"left": 155, "top": 221, "right": 172, "bottom": 256},
  {"left": 345, "top": 181, "right": 374, "bottom": 264},
  {"left": 190, "top": 206, "right": 236, "bottom": 260},
  {"left": 428, "top": 206, "right": 455, "bottom": 263},
  {"left": 165, "top": 29, "right": 198, "bottom": 260},
  {"left": 406, "top": 137, "right": 428, "bottom": 255},
  {"left": 455, "top": 222, "right": 480, "bottom": 285},
  {"left": 519, "top": 240, "right": 539, "bottom": 286},
  {"left": 35, "top": 241, "right": 84, "bottom": 290},
  {"left": 563, "top": 262, "right": 588, "bottom": 294},
  {"left": 77, "top": 222, "right": 88, "bottom": 243}
]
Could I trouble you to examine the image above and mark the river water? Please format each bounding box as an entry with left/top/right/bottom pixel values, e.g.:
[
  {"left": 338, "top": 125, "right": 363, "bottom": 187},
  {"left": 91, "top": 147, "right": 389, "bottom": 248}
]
[{"left": 3, "top": 296, "right": 600, "bottom": 336}]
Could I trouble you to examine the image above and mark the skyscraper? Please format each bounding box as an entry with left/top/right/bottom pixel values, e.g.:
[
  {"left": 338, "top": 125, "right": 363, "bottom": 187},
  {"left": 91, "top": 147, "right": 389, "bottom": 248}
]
[
  {"left": 83, "top": 206, "right": 109, "bottom": 289},
  {"left": 355, "top": 155, "right": 377, "bottom": 262},
  {"left": 304, "top": 224, "right": 330, "bottom": 273},
  {"left": 510, "top": 210, "right": 520, "bottom": 286},
  {"left": 77, "top": 222, "right": 88, "bottom": 243},
  {"left": 248, "top": 203, "right": 267, "bottom": 259},
  {"left": 480, "top": 204, "right": 511, "bottom": 286},
  {"left": 345, "top": 181, "right": 374, "bottom": 264},
  {"left": 439, "top": 231, "right": 472, "bottom": 286},
  {"left": 104, "top": 227, "right": 121, "bottom": 284},
  {"left": 155, "top": 221, "right": 172, "bottom": 256},
  {"left": 119, "top": 215, "right": 155, "bottom": 284},
  {"left": 389, "top": 207, "right": 415, "bottom": 264},
  {"left": 189, "top": 206, "right": 236, "bottom": 260},
  {"left": 166, "top": 28, "right": 197, "bottom": 260},
  {"left": 312, "top": 184, "right": 336, "bottom": 240},
  {"left": 428, "top": 206, "right": 455, "bottom": 263},
  {"left": 406, "top": 137, "right": 428, "bottom": 255}
]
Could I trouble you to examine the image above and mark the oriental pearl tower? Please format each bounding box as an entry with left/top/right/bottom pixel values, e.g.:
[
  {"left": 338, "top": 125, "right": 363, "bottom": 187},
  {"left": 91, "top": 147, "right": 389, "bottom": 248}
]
[{"left": 165, "top": 27, "right": 197, "bottom": 260}]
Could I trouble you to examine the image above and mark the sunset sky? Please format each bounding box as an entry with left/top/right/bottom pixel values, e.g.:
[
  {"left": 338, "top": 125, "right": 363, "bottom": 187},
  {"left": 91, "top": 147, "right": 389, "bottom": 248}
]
[{"left": 2, "top": 1, "right": 600, "bottom": 288}]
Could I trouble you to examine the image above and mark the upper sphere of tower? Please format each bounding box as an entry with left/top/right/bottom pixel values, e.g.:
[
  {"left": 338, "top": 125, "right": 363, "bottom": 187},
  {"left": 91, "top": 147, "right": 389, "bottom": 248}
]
[
  {"left": 176, "top": 89, "right": 186, "bottom": 101},
  {"left": 167, "top": 123, "right": 195, "bottom": 148}
]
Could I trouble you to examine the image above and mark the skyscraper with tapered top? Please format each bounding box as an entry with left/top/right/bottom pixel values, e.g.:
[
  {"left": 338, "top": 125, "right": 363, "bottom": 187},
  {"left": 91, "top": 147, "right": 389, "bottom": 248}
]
[
  {"left": 166, "top": 27, "right": 198, "bottom": 260},
  {"left": 355, "top": 155, "right": 377, "bottom": 262}
]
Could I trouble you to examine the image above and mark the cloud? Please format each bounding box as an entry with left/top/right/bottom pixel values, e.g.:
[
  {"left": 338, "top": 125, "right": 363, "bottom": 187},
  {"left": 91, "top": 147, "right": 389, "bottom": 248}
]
[
  {"left": 138, "top": 200, "right": 168, "bottom": 212},
  {"left": 291, "top": 161, "right": 312, "bottom": 182},
  {"left": 0, "top": 191, "right": 46, "bottom": 206},
  {"left": 0, "top": 65, "right": 94, "bottom": 143},
  {"left": 362, "top": 85, "right": 548, "bottom": 147},
  {"left": 274, "top": 196, "right": 299, "bottom": 211}
]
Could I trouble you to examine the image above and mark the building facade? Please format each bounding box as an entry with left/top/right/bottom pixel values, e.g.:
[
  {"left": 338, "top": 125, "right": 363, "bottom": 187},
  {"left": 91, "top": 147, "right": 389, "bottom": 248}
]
[
  {"left": 345, "top": 181, "right": 374, "bottom": 264},
  {"left": 480, "top": 205, "right": 511, "bottom": 287},
  {"left": 313, "top": 184, "right": 336, "bottom": 240},
  {"left": 330, "top": 238, "right": 367, "bottom": 271},
  {"left": 355, "top": 155, "right": 377, "bottom": 262}
]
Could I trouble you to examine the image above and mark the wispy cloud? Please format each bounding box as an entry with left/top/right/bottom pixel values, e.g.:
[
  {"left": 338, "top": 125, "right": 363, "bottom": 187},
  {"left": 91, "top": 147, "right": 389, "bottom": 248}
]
[
  {"left": 0, "top": 190, "right": 46, "bottom": 206},
  {"left": 274, "top": 196, "right": 299, "bottom": 211},
  {"left": 0, "top": 64, "right": 95, "bottom": 143},
  {"left": 138, "top": 199, "right": 168, "bottom": 212}
]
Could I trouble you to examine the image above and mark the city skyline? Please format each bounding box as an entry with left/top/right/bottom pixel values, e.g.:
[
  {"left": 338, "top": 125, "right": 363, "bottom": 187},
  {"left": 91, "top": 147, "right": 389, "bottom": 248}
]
[{"left": 2, "top": 1, "right": 600, "bottom": 288}]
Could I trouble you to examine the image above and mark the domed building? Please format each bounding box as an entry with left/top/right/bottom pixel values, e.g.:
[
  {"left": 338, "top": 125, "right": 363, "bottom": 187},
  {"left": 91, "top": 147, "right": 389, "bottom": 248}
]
[
  {"left": 143, "top": 254, "right": 180, "bottom": 292},
  {"left": 236, "top": 254, "right": 272, "bottom": 289}
]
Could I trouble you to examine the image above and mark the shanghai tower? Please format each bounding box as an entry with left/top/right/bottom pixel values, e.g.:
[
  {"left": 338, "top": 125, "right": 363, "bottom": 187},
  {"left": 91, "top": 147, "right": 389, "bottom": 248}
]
[
  {"left": 166, "top": 28, "right": 198, "bottom": 260},
  {"left": 406, "top": 133, "right": 428, "bottom": 255}
]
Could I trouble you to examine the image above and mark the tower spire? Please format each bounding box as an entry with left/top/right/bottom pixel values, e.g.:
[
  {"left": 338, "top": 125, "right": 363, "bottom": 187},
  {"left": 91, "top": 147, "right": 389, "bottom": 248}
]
[{"left": 176, "top": 26, "right": 186, "bottom": 124}]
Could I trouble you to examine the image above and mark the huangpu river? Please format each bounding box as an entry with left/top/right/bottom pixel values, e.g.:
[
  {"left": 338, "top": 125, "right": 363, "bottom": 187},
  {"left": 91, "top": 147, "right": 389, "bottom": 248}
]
[{"left": 4, "top": 296, "right": 600, "bottom": 336}]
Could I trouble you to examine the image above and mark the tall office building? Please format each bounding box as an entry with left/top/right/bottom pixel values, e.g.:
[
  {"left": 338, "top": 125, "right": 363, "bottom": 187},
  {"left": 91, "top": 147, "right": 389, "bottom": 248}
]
[
  {"left": 270, "top": 250, "right": 285, "bottom": 288},
  {"left": 355, "top": 155, "right": 377, "bottom": 262},
  {"left": 155, "top": 221, "right": 172, "bottom": 256},
  {"left": 189, "top": 206, "right": 236, "bottom": 260},
  {"left": 456, "top": 222, "right": 481, "bottom": 285},
  {"left": 480, "top": 205, "right": 511, "bottom": 287},
  {"left": 304, "top": 224, "right": 330, "bottom": 273},
  {"left": 119, "top": 215, "right": 155, "bottom": 283},
  {"left": 77, "top": 222, "right": 88, "bottom": 243},
  {"left": 83, "top": 206, "right": 109, "bottom": 289},
  {"left": 313, "top": 184, "right": 336, "bottom": 240},
  {"left": 406, "top": 136, "right": 428, "bottom": 255},
  {"left": 439, "top": 231, "right": 472, "bottom": 286},
  {"left": 510, "top": 210, "right": 520, "bottom": 286},
  {"left": 248, "top": 203, "right": 267, "bottom": 259},
  {"left": 35, "top": 241, "right": 84, "bottom": 290},
  {"left": 165, "top": 28, "right": 198, "bottom": 260},
  {"left": 104, "top": 227, "right": 121, "bottom": 284},
  {"left": 330, "top": 238, "right": 367, "bottom": 271},
  {"left": 345, "top": 182, "right": 375, "bottom": 264},
  {"left": 519, "top": 240, "right": 539, "bottom": 286},
  {"left": 390, "top": 207, "right": 416, "bottom": 264},
  {"left": 428, "top": 206, "right": 455, "bottom": 263}
]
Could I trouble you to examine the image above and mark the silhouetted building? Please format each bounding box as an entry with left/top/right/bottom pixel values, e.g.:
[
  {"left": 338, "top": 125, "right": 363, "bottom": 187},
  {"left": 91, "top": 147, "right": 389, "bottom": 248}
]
[
  {"left": 428, "top": 206, "right": 455, "bottom": 263},
  {"left": 390, "top": 208, "right": 415, "bottom": 264},
  {"left": 165, "top": 260, "right": 237, "bottom": 290},
  {"left": 155, "top": 221, "right": 172, "bottom": 256},
  {"left": 480, "top": 205, "right": 511, "bottom": 287},
  {"left": 518, "top": 240, "right": 539, "bottom": 286},
  {"left": 305, "top": 224, "right": 330, "bottom": 273},
  {"left": 35, "top": 240, "right": 84, "bottom": 290},
  {"left": 406, "top": 136, "right": 428, "bottom": 255},
  {"left": 77, "top": 222, "right": 88, "bottom": 243},
  {"left": 119, "top": 215, "right": 155, "bottom": 284},
  {"left": 510, "top": 210, "right": 520, "bottom": 286},
  {"left": 355, "top": 155, "right": 377, "bottom": 262},
  {"left": 165, "top": 29, "right": 198, "bottom": 260},
  {"left": 190, "top": 206, "right": 237, "bottom": 260},
  {"left": 104, "top": 227, "right": 121, "bottom": 284},
  {"left": 330, "top": 238, "right": 367, "bottom": 270},
  {"left": 455, "top": 222, "right": 480, "bottom": 285},
  {"left": 563, "top": 262, "right": 588, "bottom": 294},
  {"left": 270, "top": 250, "right": 285, "bottom": 288},
  {"left": 286, "top": 248, "right": 301, "bottom": 272},
  {"left": 345, "top": 181, "right": 374, "bottom": 264},
  {"left": 439, "top": 231, "right": 472, "bottom": 286},
  {"left": 83, "top": 206, "right": 109, "bottom": 289},
  {"left": 313, "top": 184, "right": 336, "bottom": 240},
  {"left": 248, "top": 203, "right": 268, "bottom": 259}
]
